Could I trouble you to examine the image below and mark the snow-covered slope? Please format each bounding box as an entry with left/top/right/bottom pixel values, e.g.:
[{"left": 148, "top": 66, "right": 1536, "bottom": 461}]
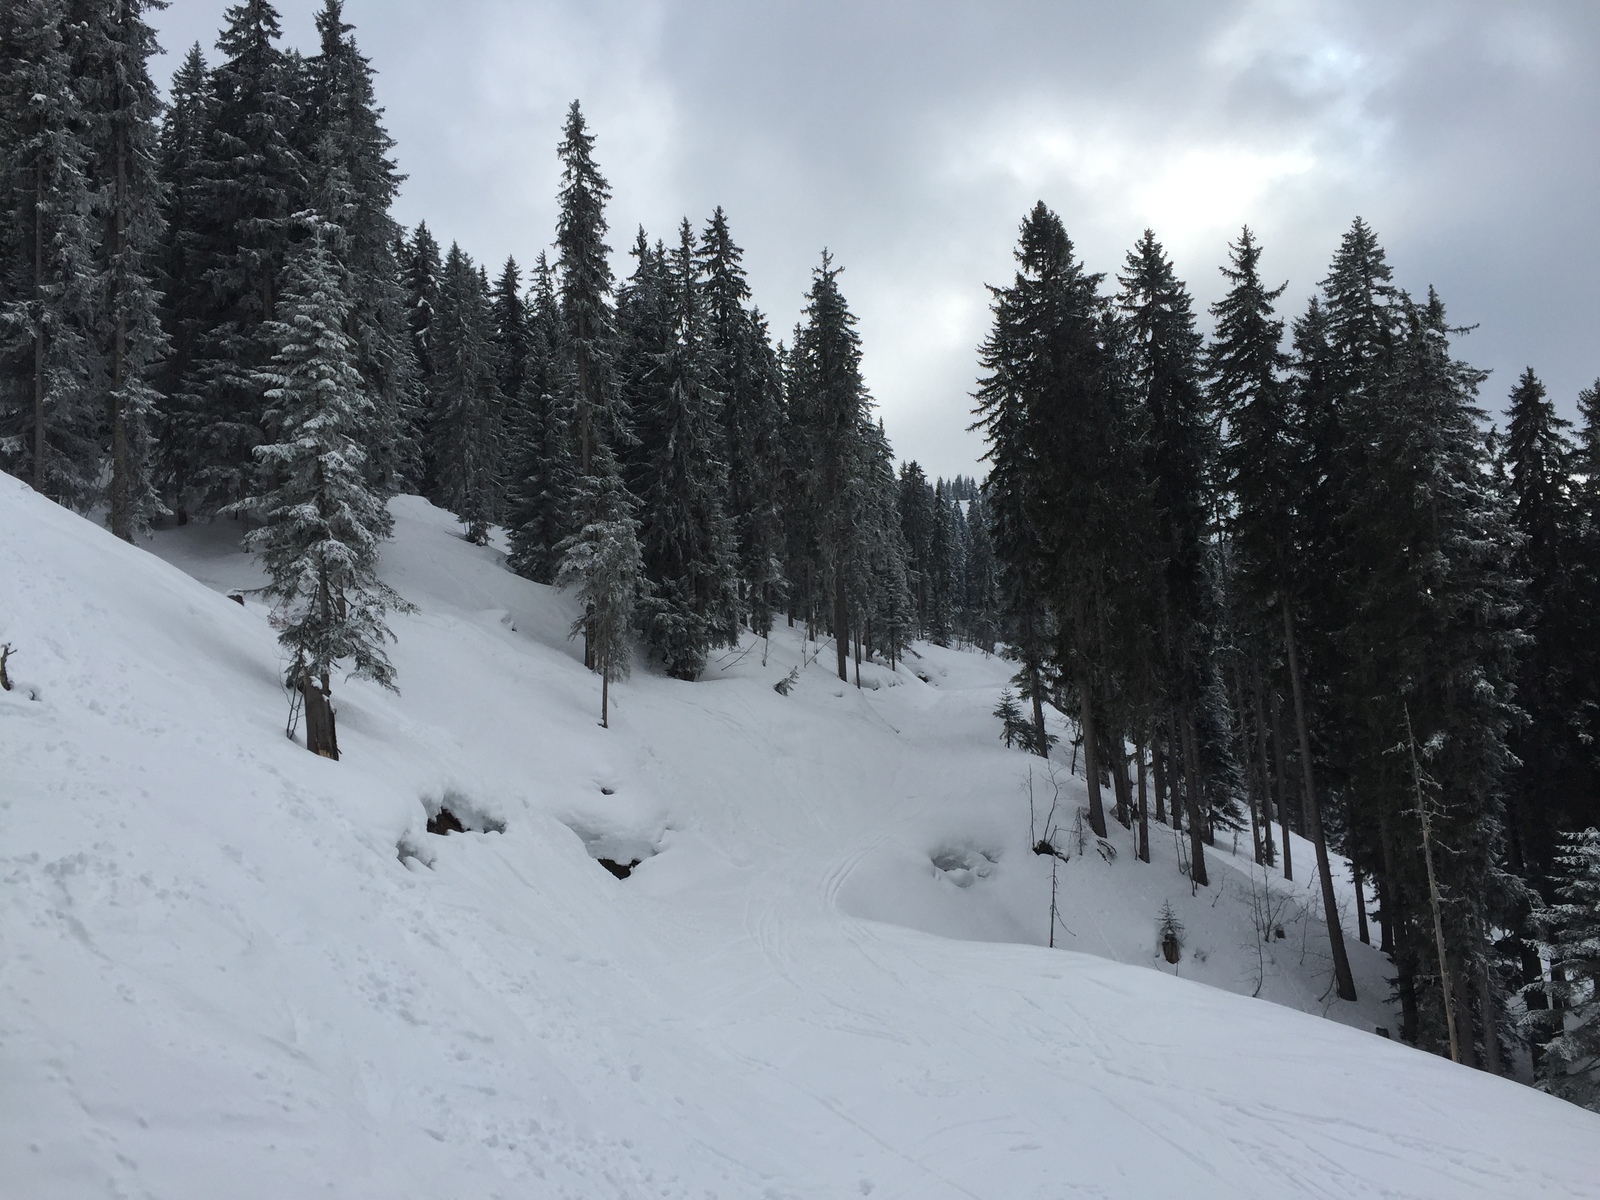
[{"left": 2, "top": 473, "right": 1596, "bottom": 1199}]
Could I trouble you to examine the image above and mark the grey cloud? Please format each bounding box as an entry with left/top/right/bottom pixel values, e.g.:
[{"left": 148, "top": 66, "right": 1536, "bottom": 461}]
[{"left": 152, "top": 0, "right": 1600, "bottom": 477}]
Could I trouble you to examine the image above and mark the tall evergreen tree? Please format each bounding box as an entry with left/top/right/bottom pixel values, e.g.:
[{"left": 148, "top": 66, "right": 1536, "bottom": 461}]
[
  {"left": 789, "top": 251, "right": 873, "bottom": 683},
  {"left": 505, "top": 251, "right": 573, "bottom": 582},
  {"left": 491, "top": 254, "right": 528, "bottom": 409},
  {"left": 972, "top": 204, "right": 1078, "bottom": 762},
  {"left": 186, "top": 0, "right": 306, "bottom": 513},
  {"left": 72, "top": 0, "right": 169, "bottom": 539},
  {"left": 232, "top": 217, "right": 407, "bottom": 758},
  {"left": 429, "top": 241, "right": 502, "bottom": 543},
  {"left": 0, "top": 0, "right": 101, "bottom": 505},
  {"left": 633, "top": 219, "right": 740, "bottom": 679},
  {"left": 1503, "top": 368, "right": 1581, "bottom": 886},
  {"left": 1120, "top": 228, "right": 1219, "bottom": 876},
  {"left": 1210, "top": 227, "right": 1296, "bottom": 878},
  {"left": 1528, "top": 828, "right": 1600, "bottom": 1109},
  {"left": 698, "top": 207, "right": 786, "bottom": 633},
  {"left": 152, "top": 42, "right": 211, "bottom": 517},
  {"left": 552, "top": 100, "right": 641, "bottom": 698},
  {"left": 301, "top": 0, "right": 414, "bottom": 494}
]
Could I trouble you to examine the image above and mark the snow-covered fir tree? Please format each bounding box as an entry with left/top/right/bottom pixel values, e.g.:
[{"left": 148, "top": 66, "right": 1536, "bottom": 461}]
[
  {"left": 633, "top": 220, "right": 740, "bottom": 679},
  {"left": 505, "top": 251, "right": 574, "bottom": 583},
  {"left": 185, "top": 0, "right": 306, "bottom": 514},
  {"left": 698, "top": 206, "right": 786, "bottom": 635},
  {"left": 428, "top": 243, "right": 503, "bottom": 543},
  {"left": 301, "top": 0, "right": 416, "bottom": 495},
  {"left": 1528, "top": 828, "right": 1600, "bottom": 1110},
  {"left": 0, "top": 0, "right": 102, "bottom": 506},
  {"left": 552, "top": 99, "right": 641, "bottom": 689},
  {"left": 232, "top": 216, "right": 407, "bottom": 758},
  {"left": 73, "top": 0, "right": 169, "bottom": 539},
  {"left": 152, "top": 42, "right": 212, "bottom": 519}
]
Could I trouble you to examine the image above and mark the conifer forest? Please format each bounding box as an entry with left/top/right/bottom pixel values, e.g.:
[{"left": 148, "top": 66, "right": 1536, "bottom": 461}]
[{"left": 4, "top": 1, "right": 1600, "bottom": 1176}]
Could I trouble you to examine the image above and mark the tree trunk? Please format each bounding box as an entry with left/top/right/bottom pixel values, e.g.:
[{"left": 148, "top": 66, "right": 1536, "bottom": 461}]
[
  {"left": 1377, "top": 871, "right": 1395, "bottom": 957},
  {"left": 109, "top": 119, "right": 132, "bottom": 541},
  {"left": 1111, "top": 732, "right": 1132, "bottom": 828},
  {"left": 1232, "top": 668, "right": 1264, "bottom": 864},
  {"left": 1179, "top": 707, "right": 1208, "bottom": 887},
  {"left": 834, "top": 564, "right": 848, "bottom": 683},
  {"left": 1270, "top": 685, "right": 1293, "bottom": 880},
  {"left": 32, "top": 159, "right": 45, "bottom": 495},
  {"left": 1167, "top": 713, "right": 1183, "bottom": 835},
  {"left": 1152, "top": 733, "right": 1167, "bottom": 825},
  {"left": 1354, "top": 862, "right": 1370, "bottom": 945},
  {"left": 302, "top": 669, "right": 339, "bottom": 760},
  {"left": 1136, "top": 738, "right": 1150, "bottom": 863},
  {"left": 1284, "top": 596, "right": 1357, "bottom": 1002},
  {"left": 1079, "top": 679, "right": 1108, "bottom": 838},
  {"left": 1477, "top": 931, "right": 1503, "bottom": 1075},
  {"left": 1249, "top": 667, "right": 1277, "bottom": 868},
  {"left": 601, "top": 670, "right": 609, "bottom": 729}
]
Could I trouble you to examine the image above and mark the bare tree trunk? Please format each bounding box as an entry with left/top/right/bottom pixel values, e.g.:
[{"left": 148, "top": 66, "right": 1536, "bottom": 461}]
[
  {"left": 32, "top": 160, "right": 45, "bottom": 494},
  {"left": 302, "top": 667, "right": 339, "bottom": 760},
  {"left": 1249, "top": 666, "right": 1277, "bottom": 867},
  {"left": 1180, "top": 707, "right": 1208, "bottom": 886},
  {"left": 1285, "top": 596, "right": 1357, "bottom": 1001},
  {"left": 1136, "top": 738, "right": 1150, "bottom": 863},
  {"left": 1152, "top": 733, "right": 1167, "bottom": 825},
  {"left": 1270, "top": 685, "right": 1293, "bottom": 880},
  {"left": 1110, "top": 731, "right": 1133, "bottom": 828},
  {"left": 834, "top": 565, "right": 848, "bottom": 683},
  {"left": 1377, "top": 870, "right": 1395, "bottom": 957},
  {"left": 1477, "top": 930, "right": 1503, "bottom": 1075},
  {"left": 1354, "top": 862, "right": 1370, "bottom": 945},
  {"left": 1410, "top": 704, "right": 1458, "bottom": 1062},
  {"left": 1232, "top": 668, "right": 1264, "bottom": 864},
  {"left": 1167, "top": 713, "right": 1183, "bottom": 835},
  {"left": 601, "top": 670, "right": 609, "bottom": 729},
  {"left": 1079, "top": 679, "right": 1108, "bottom": 838},
  {"left": 109, "top": 118, "right": 133, "bottom": 540}
]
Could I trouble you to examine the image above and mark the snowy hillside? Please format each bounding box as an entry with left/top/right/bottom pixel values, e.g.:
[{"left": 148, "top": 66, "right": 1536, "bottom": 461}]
[{"left": 3, "top": 472, "right": 1597, "bottom": 1199}]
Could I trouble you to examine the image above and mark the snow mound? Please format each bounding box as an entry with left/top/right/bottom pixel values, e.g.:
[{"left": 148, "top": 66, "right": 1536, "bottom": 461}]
[{"left": 2, "top": 473, "right": 1596, "bottom": 1199}]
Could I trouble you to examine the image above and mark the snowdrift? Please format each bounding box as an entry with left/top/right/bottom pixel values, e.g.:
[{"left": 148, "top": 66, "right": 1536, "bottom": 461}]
[{"left": 2, "top": 472, "right": 1596, "bottom": 1199}]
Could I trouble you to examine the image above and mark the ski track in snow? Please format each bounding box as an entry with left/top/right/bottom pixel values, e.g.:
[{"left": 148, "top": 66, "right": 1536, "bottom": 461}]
[{"left": 1, "top": 475, "right": 1597, "bottom": 1199}]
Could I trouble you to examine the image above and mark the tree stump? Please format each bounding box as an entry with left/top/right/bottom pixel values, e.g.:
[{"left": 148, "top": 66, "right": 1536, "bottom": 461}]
[{"left": 301, "top": 672, "right": 339, "bottom": 760}]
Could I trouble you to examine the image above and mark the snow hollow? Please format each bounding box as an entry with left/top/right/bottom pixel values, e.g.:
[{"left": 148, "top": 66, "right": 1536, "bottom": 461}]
[{"left": 2, "top": 474, "right": 1596, "bottom": 1199}]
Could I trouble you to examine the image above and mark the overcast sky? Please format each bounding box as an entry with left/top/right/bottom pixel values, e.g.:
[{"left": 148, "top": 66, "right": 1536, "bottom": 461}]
[{"left": 150, "top": 1, "right": 1600, "bottom": 479}]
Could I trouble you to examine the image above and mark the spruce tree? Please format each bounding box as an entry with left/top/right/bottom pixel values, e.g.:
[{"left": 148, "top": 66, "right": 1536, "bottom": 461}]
[
  {"left": 232, "top": 217, "right": 407, "bottom": 757},
  {"left": 301, "top": 0, "right": 415, "bottom": 494},
  {"left": 1528, "top": 828, "right": 1600, "bottom": 1109},
  {"left": 187, "top": 0, "right": 306, "bottom": 513},
  {"left": 0, "top": 0, "right": 101, "bottom": 505},
  {"left": 491, "top": 255, "right": 529, "bottom": 409},
  {"left": 698, "top": 207, "right": 786, "bottom": 633},
  {"left": 897, "top": 461, "right": 935, "bottom": 636},
  {"left": 634, "top": 220, "right": 740, "bottom": 679},
  {"left": 429, "top": 241, "right": 502, "bottom": 543},
  {"left": 552, "top": 101, "right": 642, "bottom": 699},
  {"left": 1503, "top": 368, "right": 1581, "bottom": 885},
  {"left": 72, "top": 0, "right": 169, "bottom": 539},
  {"left": 789, "top": 251, "right": 873, "bottom": 683},
  {"left": 1209, "top": 227, "right": 1296, "bottom": 878},
  {"left": 972, "top": 203, "right": 1077, "bottom": 762},
  {"left": 505, "top": 251, "right": 573, "bottom": 582},
  {"left": 1119, "top": 228, "right": 1219, "bottom": 881},
  {"left": 1341, "top": 284, "right": 1520, "bottom": 1048},
  {"left": 153, "top": 43, "right": 211, "bottom": 518}
]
